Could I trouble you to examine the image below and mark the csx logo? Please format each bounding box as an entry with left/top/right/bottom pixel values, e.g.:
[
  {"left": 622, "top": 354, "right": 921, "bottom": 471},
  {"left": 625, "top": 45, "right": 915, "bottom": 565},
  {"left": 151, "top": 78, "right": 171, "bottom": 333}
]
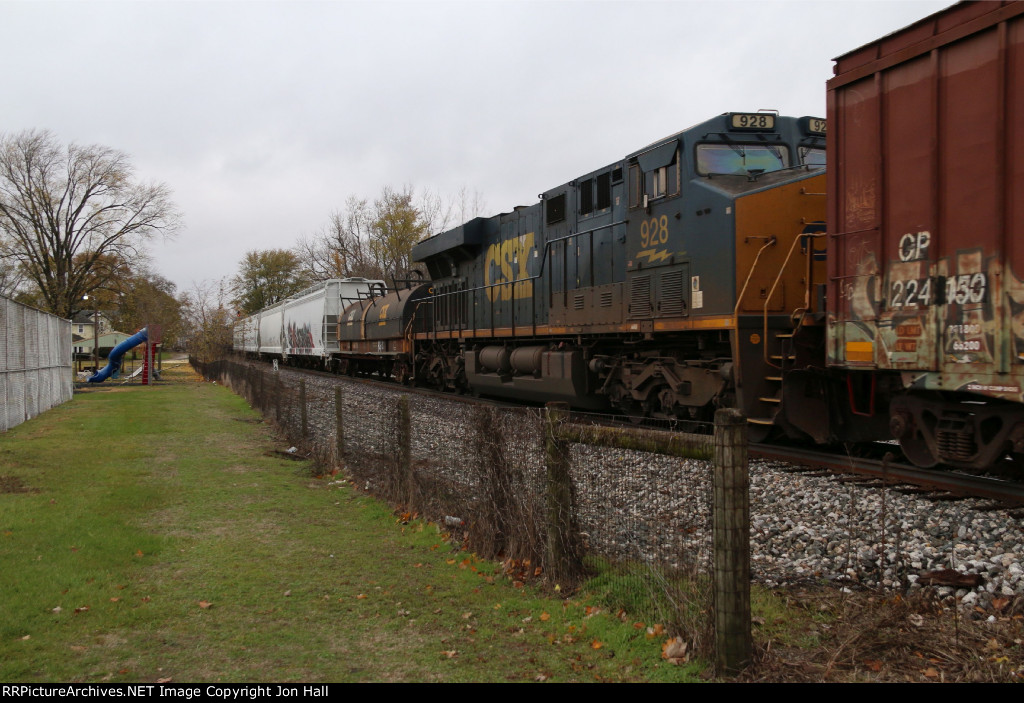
[{"left": 484, "top": 232, "right": 535, "bottom": 302}]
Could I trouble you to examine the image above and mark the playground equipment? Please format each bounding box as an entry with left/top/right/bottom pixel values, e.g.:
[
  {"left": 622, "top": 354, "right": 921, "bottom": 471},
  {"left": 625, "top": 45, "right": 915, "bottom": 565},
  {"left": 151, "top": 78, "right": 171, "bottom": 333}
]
[{"left": 87, "top": 325, "right": 162, "bottom": 384}]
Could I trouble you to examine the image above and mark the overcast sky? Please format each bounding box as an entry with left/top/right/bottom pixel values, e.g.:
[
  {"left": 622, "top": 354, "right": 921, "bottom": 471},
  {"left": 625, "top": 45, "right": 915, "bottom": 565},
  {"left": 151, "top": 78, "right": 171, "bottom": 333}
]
[{"left": 0, "top": 0, "right": 952, "bottom": 296}]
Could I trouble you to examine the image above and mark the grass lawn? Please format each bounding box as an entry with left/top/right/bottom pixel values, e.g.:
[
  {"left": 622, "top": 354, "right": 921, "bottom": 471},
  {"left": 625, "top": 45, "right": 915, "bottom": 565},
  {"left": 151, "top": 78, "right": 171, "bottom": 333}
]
[{"left": 0, "top": 366, "right": 703, "bottom": 683}]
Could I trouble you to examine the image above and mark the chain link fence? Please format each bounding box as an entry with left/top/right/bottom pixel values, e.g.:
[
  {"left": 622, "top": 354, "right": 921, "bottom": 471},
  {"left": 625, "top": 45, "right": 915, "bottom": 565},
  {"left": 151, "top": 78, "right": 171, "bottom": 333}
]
[{"left": 1, "top": 296, "right": 73, "bottom": 432}]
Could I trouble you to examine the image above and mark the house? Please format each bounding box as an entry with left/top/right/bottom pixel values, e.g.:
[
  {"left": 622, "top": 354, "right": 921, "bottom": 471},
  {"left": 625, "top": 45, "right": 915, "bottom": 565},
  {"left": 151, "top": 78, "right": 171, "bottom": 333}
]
[{"left": 71, "top": 310, "right": 115, "bottom": 356}]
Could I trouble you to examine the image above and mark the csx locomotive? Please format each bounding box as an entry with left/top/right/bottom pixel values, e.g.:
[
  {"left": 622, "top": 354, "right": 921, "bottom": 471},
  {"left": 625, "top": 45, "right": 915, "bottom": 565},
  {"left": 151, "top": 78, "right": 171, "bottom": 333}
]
[{"left": 246, "top": 111, "right": 829, "bottom": 439}]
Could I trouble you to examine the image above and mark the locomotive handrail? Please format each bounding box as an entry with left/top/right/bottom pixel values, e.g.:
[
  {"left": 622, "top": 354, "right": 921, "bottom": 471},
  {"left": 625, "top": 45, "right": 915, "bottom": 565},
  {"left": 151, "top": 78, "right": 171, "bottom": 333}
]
[
  {"left": 422, "top": 219, "right": 626, "bottom": 337},
  {"left": 733, "top": 236, "right": 777, "bottom": 316},
  {"left": 828, "top": 226, "right": 879, "bottom": 238},
  {"left": 762, "top": 232, "right": 827, "bottom": 368}
]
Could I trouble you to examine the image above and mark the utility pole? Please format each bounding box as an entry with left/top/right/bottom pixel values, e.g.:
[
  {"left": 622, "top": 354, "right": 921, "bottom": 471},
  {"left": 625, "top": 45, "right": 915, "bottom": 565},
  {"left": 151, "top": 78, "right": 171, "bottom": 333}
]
[{"left": 83, "top": 294, "right": 101, "bottom": 372}]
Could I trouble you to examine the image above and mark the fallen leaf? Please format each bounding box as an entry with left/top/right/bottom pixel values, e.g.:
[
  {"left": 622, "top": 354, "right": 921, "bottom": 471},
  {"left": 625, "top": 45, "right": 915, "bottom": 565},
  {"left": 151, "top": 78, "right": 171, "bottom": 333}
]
[
  {"left": 109, "top": 597, "right": 119, "bottom": 603},
  {"left": 283, "top": 590, "right": 291, "bottom": 597},
  {"left": 540, "top": 612, "right": 551, "bottom": 622},
  {"left": 198, "top": 601, "right": 212, "bottom": 609},
  {"left": 648, "top": 623, "right": 665, "bottom": 638},
  {"left": 356, "top": 594, "right": 367, "bottom": 600},
  {"left": 156, "top": 677, "right": 172, "bottom": 684},
  {"left": 73, "top": 606, "right": 89, "bottom": 614},
  {"left": 441, "top": 650, "right": 457, "bottom": 658},
  {"left": 662, "top": 637, "right": 688, "bottom": 664},
  {"left": 923, "top": 667, "right": 939, "bottom": 679},
  {"left": 462, "top": 612, "right": 473, "bottom": 620},
  {"left": 864, "top": 659, "right": 883, "bottom": 672},
  {"left": 591, "top": 639, "right": 603, "bottom": 650}
]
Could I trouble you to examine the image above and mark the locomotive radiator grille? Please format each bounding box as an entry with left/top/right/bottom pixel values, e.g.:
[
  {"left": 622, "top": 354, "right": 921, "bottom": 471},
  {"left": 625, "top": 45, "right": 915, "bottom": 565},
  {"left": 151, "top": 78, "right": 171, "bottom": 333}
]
[
  {"left": 660, "top": 271, "right": 685, "bottom": 316},
  {"left": 629, "top": 275, "right": 652, "bottom": 318}
]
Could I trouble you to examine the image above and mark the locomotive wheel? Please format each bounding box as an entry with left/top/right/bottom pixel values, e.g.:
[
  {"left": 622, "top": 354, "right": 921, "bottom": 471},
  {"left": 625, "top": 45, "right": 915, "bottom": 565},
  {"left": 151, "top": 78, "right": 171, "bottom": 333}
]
[{"left": 428, "top": 358, "right": 447, "bottom": 392}]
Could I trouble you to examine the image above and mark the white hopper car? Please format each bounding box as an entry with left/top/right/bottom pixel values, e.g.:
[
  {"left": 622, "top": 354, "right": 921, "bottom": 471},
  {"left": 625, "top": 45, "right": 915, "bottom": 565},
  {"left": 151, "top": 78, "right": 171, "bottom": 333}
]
[{"left": 233, "top": 278, "right": 385, "bottom": 367}]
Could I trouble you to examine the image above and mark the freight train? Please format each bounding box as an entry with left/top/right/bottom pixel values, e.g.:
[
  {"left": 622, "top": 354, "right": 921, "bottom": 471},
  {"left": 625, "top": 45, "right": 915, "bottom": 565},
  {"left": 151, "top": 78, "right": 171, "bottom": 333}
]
[{"left": 234, "top": 2, "right": 1024, "bottom": 473}]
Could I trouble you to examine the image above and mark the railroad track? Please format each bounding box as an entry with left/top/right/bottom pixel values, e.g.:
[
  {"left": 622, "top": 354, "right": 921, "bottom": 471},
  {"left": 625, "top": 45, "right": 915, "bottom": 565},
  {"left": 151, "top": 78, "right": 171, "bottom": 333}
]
[
  {"left": 228, "top": 357, "right": 1024, "bottom": 510},
  {"left": 751, "top": 443, "right": 1024, "bottom": 510}
]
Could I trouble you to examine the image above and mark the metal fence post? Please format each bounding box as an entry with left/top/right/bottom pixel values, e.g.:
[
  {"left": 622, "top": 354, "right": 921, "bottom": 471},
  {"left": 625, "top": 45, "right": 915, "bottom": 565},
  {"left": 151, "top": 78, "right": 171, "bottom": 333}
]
[{"left": 713, "top": 407, "right": 751, "bottom": 674}]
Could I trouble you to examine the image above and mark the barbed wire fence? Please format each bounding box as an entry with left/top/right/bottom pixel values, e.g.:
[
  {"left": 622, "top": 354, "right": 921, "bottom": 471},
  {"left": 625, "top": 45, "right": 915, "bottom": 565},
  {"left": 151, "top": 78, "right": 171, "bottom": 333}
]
[{"left": 192, "top": 357, "right": 752, "bottom": 669}]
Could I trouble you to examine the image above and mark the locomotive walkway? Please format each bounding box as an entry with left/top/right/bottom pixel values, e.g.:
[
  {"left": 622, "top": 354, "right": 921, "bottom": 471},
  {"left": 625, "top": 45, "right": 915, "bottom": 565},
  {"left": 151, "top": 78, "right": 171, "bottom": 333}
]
[{"left": 0, "top": 364, "right": 698, "bottom": 683}]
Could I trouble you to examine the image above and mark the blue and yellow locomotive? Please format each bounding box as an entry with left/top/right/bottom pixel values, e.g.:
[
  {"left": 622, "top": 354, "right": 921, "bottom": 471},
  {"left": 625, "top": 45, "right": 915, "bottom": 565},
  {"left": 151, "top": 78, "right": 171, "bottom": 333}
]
[{"left": 379, "top": 111, "right": 829, "bottom": 431}]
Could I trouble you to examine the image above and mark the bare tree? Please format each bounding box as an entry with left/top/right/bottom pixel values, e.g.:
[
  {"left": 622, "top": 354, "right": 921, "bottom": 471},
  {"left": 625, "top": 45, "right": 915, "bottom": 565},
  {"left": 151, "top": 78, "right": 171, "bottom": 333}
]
[
  {"left": 294, "top": 185, "right": 486, "bottom": 284},
  {"left": 180, "top": 279, "right": 233, "bottom": 360},
  {"left": 0, "top": 130, "right": 180, "bottom": 318},
  {"left": 0, "top": 259, "right": 24, "bottom": 299},
  {"left": 295, "top": 196, "right": 379, "bottom": 280}
]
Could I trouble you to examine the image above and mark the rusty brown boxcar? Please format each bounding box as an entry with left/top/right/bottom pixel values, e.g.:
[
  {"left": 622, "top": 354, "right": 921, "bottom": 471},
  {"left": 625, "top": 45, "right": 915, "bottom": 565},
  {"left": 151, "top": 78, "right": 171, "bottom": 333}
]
[{"left": 824, "top": 1, "right": 1024, "bottom": 469}]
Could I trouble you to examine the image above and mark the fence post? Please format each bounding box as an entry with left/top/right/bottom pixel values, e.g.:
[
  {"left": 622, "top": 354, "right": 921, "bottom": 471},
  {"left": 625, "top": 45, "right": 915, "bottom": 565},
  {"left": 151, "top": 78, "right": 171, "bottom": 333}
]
[
  {"left": 712, "top": 407, "right": 751, "bottom": 674},
  {"left": 399, "top": 394, "right": 413, "bottom": 509},
  {"left": 299, "top": 378, "right": 308, "bottom": 438},
  {"left": 274, "top": 372, "right": 281, "bottom": 423},
  {"left": 334, "top": 385, "right": 344, "bottom": 463},
  {"left": 258, "top": 369, "right": 266, "bottom": 413},
  {"left": 544, "top": 402, "right": 583, "bottom": 588}
]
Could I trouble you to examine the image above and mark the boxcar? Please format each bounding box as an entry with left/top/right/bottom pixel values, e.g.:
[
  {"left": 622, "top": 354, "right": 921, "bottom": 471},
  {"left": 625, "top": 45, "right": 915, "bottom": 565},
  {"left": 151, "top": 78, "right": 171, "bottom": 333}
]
[{"left": 823, "top": 1, "right": 1024, "bottom": 468}]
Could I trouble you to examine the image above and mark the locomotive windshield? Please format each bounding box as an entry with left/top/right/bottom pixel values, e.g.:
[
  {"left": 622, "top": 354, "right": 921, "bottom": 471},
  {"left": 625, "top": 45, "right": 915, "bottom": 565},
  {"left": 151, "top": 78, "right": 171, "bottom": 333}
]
[
  {"left": 696, "top": 143, "right": 789, "bottom": 176},
  {"left": 800, "top": 146, "right": 826, "bottom": 168}
]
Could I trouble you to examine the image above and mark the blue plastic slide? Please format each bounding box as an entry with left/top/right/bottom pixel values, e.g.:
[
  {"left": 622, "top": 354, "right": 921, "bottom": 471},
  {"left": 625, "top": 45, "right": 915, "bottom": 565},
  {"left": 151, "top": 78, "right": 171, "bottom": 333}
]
[{"left": 87, "top": 327, "right": 148, "bottom": 383}]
